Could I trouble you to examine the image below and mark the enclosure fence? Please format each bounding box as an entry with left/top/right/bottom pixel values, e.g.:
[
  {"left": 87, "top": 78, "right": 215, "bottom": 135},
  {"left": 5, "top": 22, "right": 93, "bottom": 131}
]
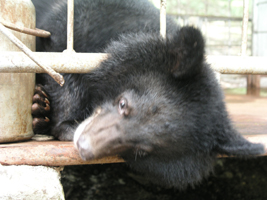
[{"left": 0, "top": 0, "right": 267, "bottom": 86}]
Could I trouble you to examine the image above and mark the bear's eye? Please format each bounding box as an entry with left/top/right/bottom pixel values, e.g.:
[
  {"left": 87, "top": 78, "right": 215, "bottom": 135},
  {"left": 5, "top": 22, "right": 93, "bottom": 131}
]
[{"left": 118, "top": 98, "right": 129, "bottom": 116}]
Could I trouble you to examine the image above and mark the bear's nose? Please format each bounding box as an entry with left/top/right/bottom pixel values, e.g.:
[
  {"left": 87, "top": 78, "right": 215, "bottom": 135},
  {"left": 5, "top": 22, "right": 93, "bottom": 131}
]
[{"left": 76, "top": 134, "right": 94, "bottom": 160}]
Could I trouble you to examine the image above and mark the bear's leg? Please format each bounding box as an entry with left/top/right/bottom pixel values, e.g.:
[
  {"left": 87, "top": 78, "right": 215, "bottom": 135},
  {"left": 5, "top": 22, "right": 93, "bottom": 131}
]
[
  {"left": 31, "top": 85, "right": 51, "bottom": 134},
  {"left": 51, "top": 121, "right": 79, "bottom": 141}
]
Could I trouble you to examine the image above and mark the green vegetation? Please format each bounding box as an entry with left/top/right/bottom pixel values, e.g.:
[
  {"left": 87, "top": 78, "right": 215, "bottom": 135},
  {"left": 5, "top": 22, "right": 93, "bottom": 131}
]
[
  {"left": 224, "top": 88, "right": 247, "bottom": 95},
  {"left": 224, "top": 88, "right": 267, "bottom": 97}
]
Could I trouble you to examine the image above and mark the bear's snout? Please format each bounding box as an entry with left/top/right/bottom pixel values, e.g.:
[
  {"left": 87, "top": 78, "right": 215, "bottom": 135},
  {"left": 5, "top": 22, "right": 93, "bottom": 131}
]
[
  {"left": 76, "top": 134, "right": 94, "bottom": 160},
  {"left": 74, "top": 106, "right": 133, "bottom": 160}
]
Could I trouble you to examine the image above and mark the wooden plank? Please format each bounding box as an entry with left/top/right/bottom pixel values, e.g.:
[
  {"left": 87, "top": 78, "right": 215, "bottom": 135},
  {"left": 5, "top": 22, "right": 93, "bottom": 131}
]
[{"left": 0, "top": 95, "right": 266, "bottom": 166}]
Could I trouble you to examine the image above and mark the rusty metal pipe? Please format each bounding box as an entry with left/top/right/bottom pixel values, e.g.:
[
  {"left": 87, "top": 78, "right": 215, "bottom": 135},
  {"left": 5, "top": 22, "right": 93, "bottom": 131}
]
[
  {"left": 0, "top": 52, "right": 108, "bottom": 73},
  {"left": 0, "top": 134, "right": 266, "bottom": 166},
  {"left": 0, "top": 0, "right": 35, "bottom": 143},
  {"left": 0, "top": 23, "right": 64, "bottom": 85},
  {"left": 207, "top": 55, "right": 267, "bottom": 75},
  {"left": 0, "top": 141, "right": 124, "bottom": 166},
  {"left": 0, "top": 19, "right": 51, "bottom": 38},
  {"left": 1, "top": 53, "right": 267, "bottom": 74}
]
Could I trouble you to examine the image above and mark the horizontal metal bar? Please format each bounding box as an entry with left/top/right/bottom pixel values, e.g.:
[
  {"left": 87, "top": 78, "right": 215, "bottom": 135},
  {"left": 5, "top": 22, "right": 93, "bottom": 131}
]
[
  {"left": 0, "top": 23, "right": 64, "bottom": 85},
  {"left": 207, "top": 55, "right": 267, "bottom": 75},
  {"left": 254, "top": 31, "right": 267, "bottom": 34},
  {"left": 0, "top": 52, "right": 108, "bottom": 73},
  {"left": 0, "top": 52, "right": 267, "bottom": 75},
  {"left": 0, "top": 141, "right": 124, "bottom": 166},
  {"left": 0, "top": 135, "right": 266, "bottom": 166},
  {"left": 169, "top": 13, "right": 252, "bottom": 22}
]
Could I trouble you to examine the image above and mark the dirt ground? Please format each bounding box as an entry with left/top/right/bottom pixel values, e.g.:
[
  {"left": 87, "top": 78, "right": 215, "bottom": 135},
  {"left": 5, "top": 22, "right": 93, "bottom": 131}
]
[{"left": 61, "top": 156, "right": 267, "bottom": 200}]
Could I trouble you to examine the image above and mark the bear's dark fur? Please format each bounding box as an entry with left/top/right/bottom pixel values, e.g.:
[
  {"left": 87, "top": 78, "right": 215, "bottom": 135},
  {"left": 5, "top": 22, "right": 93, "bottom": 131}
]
[{"left": 32, "top": 0, "right": 265, "bottom": 189}]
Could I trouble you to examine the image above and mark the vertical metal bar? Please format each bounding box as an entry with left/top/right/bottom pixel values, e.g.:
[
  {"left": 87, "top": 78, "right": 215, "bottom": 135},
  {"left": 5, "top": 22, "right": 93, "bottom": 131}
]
[
  {"left": 67, "top": 0, "right": 74, "bottom": 52},
  {"left": 228, "top": 0, "right": 232, "bottom": 55},
  {"left": 241, "top": 0, "right": 249, "bottom": 56},
  {"left": 160, "top": 0, "right": 166, "bottom": 38}
]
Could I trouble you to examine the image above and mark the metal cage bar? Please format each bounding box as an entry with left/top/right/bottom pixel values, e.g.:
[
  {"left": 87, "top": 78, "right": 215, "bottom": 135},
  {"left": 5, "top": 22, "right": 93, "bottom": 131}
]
[
  {"left": 0, "top": 53, "right": 267, "bottom": 74},
  {"left": 66, "top": 0, "right": 75, "bottom": 52},
  {"left": 0, "top": 19, "right": 51, "bottom": 38},
  {"left": 0, "top": 52, "right": 108, "bottom": 73},
  {"left": 0, "top": 0, "right": 267, "bottom": 167},
  {"left": 241, "top": 0, "right": 250, "bottom": 56},
  {"left": 0, "top": 0, "right": 267, "bottom": 75},
  {"left": 0, "top": 23, "right": 64, "bottom": 86},
  {"left": 160, "top": 0, "right": 167, "bottom": 38}
]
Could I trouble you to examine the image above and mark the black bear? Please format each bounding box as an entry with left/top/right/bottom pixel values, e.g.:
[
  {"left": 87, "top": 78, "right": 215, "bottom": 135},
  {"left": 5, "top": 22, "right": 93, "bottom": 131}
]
[{"left": 32, "top": 0, "right": 265, "bottom": 189}]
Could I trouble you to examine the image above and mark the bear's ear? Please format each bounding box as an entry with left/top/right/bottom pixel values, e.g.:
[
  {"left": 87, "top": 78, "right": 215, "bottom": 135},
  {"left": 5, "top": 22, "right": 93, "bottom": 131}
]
[
  {"left": 168, "top": 26, "right": 205, "bottom": 79},
  {"left": 216, "top": 133, "right": 265, "bottom": 157}
]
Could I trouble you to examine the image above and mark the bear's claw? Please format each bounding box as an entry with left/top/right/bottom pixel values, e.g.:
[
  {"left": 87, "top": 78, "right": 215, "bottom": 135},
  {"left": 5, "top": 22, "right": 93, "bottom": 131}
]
[{"left": 32, "top": 85, "right": 51, "bottom": 133}]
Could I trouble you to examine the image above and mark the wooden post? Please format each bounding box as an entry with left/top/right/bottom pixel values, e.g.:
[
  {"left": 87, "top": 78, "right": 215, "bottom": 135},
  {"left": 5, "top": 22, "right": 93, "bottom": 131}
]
[{"left": 247, "top": 0, "right": 262, "bottom": 95}]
